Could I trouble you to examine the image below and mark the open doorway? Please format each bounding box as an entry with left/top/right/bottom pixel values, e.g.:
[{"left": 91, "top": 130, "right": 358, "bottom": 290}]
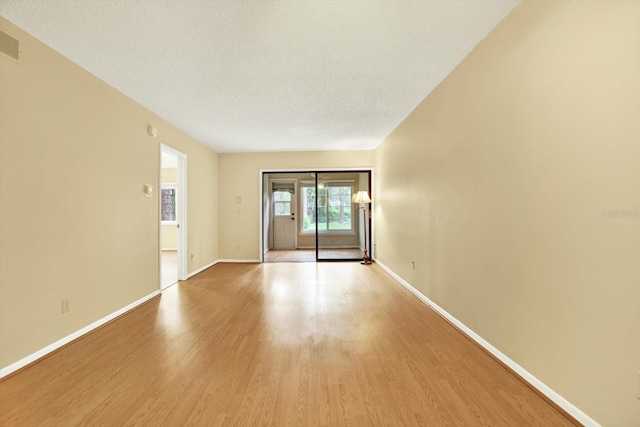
[
  {"left": 261, "top": 169, "right": 372, "bottom": 263},
  {"left": 160, "top": 145, "right": 187, "bottom": 289}
]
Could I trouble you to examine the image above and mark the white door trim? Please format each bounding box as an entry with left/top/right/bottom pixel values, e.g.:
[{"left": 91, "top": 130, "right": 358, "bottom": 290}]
[{"left": 160, "top": 144, "right": 188, "bottom": 289}]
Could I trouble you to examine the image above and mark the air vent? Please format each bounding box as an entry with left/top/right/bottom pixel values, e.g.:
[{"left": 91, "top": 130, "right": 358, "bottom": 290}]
[{"left": 0, "top": 30, "right": 20, "bottom": 61}]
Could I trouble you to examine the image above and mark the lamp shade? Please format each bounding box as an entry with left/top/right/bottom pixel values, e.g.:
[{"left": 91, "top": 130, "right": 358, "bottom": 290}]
[{"left": 352, "top": 190, "right": 371, "bottom": 204}]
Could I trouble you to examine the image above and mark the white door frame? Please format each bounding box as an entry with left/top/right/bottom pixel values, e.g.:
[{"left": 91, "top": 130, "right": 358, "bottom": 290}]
[
  {"left": 259, "top": 167, "right": 374, "bottom": 263},
  {"left": 270, "top": 178, "right": 298, "bottom": 250},
  {"left": 160, "top": 144, "right": 188, "bottom": 289}
]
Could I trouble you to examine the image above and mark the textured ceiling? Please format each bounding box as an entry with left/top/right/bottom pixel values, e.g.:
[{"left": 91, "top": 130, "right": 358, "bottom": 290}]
[{"left": 0, "top": 0, "right": 519, "bottom": 153}]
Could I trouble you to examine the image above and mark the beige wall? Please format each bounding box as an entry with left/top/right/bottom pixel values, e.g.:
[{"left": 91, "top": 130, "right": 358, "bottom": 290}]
[
  {"left": 0, "top": 18, "right": 218, "bottom": 369},
  {"left": 374, "top": 2, "right": 640, "bottom": 426},
  {"left": 219, "top": 151, "right": 373, "bottom": 259},
  {"left": 161, "top": 167, "right": 177, "bottom": 183}
]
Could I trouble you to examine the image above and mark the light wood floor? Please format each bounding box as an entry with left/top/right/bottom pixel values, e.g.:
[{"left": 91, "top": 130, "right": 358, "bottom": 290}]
[
  {"left": 265, "top": 248, "right": 364, "bottom": 262},
  {"left": 161, "top": 249, "right": 178, "bottom": 289},
  {"left": 0, "top": 263, "right": 576, "bottom": 426}
]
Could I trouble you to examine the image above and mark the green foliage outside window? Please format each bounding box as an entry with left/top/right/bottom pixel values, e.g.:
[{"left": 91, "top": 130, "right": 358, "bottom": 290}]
[{"left": 302, "top": 185, "right": 352, "bottom": 231}]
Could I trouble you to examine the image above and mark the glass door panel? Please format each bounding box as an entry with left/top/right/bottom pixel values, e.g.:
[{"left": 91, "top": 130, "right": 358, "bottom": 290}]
[{"left": 316, "top": 171, "right": 370, "bottom": 261}]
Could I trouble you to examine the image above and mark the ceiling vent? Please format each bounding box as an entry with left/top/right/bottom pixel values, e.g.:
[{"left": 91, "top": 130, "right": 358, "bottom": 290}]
[{"left": 0, "top": 30, "right": 20, "bottom": 61}]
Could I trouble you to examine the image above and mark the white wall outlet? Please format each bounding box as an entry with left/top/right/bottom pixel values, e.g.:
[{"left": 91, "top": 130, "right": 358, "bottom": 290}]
[{"left": 61, "top": 299, "right": 70, "bottom": 313}]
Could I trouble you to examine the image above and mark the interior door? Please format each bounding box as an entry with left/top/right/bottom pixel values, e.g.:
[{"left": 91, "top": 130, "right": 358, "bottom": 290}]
[
  {"left": 272, "top": 181, "right": 296, "bottom": 249},
  {"left": 160, "top": 146, "right": 187, "bottom": 290}
]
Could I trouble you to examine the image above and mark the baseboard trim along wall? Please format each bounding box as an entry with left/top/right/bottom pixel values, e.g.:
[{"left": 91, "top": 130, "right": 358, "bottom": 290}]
[
  {"left": 0, "top": 290, "right": 160, "bottom": 379},
  {"left": 374, "top": 259, "right": 601, "bottom": 427}
]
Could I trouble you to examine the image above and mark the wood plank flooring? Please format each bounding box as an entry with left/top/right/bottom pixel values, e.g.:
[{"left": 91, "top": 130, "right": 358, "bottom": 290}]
[{"left": 0, "top": 263, "right": 577, "bottom": 426}]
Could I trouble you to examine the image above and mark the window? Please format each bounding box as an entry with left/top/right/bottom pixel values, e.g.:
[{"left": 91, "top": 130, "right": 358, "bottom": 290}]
[
  {"left": 161, "top": 183, "right": 177, "bottom": 224},
  {"left": 273, "top": 190, "right": 292, "bottom": 216},
  {"left": 301, "top": 182, "right": 353, "bottom": 233}
]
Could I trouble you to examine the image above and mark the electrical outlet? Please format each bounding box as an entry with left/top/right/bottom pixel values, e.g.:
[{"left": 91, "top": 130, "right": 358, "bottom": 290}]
[
  {"left": 61, "top": 299, "right": 70, "bottom": 313},
  {"left": 411, "top": 261, "right": 416, "bottom": 270},
  {"left": 190, "top": 253, "right": 194, "bottom": 260}
]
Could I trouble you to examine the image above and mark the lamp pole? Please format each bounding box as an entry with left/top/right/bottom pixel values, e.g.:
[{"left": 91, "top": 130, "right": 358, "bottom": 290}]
[
  {"left": 352, "top": 190, "right": 372, "bottom": 265},
  {"left": 361, "top": 203, "right": 371, "bottom": 264}
]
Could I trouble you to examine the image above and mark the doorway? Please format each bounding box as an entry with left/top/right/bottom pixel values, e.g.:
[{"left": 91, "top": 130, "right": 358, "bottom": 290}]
[
  {"left": 261, "top": 169, "right": 373, "bottom": 263},
  {"left": 271, "top": 180, "right": 297, "bottom": 250},
  {"left": 160, "top": 145, "right": 187, "bottom": 290}
]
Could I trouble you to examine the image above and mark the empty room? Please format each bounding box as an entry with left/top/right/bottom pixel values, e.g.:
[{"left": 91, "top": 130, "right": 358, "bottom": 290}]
[{"left": 0, "top": 1, "right": 638, "bottom": 426}]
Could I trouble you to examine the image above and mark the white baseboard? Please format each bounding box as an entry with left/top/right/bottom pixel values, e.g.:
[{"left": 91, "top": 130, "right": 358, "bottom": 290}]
[
  {"left": 187, "top": 260, "right": 219, "bottom": 279},
  {"left": 0, "top": 290, "right": 160, "bottom": 379},
  {"left": 374, "top": 258, "right": 600, "bottom": 427}
]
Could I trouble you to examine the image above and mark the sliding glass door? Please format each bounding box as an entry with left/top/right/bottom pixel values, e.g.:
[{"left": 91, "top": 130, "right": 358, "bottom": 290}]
[
  {"left": 314, "top": 171, "right": 371, "bottom": 261},
  {"left": 262, "top": 170, "right": 372, "bottom": 263}
]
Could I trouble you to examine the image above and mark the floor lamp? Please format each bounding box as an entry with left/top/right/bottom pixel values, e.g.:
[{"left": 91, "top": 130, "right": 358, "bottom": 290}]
[{"left": 352, "top": 190, "right": 372, "bottom": 265}]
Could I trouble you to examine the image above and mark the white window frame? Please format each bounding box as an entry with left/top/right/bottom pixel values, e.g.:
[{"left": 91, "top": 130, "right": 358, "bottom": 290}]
[
  {"left": 300, "top": 180, "right": 355, "bottom": 235},
  {"left": 161, "top": 182, "right": 178, "bottom": 225}
]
